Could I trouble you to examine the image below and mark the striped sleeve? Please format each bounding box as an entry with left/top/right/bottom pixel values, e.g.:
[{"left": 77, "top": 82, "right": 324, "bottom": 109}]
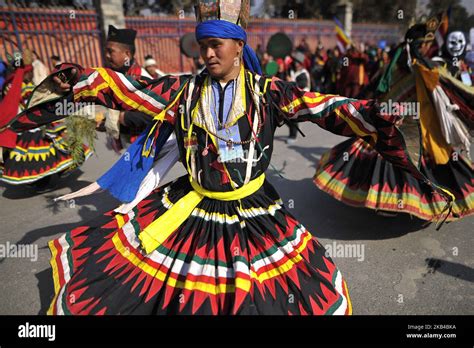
[
  {"left": 271, "top": 77, "right": 456, "bottom": 223},
  {"left": 72, "top": 68, "right": 188, "bottom": 123},
  {"left": 10, "top": 68, "right": 190, "bottom": 131},
  {"left": 270, "top": 77, "right": 423, "bottom": 180}
]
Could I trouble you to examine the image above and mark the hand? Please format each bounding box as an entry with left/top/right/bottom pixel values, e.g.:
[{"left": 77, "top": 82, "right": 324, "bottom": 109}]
[
  {"left": 52, "top": 68, "right": 77, "bottom": 93},
  {"left": 54, "top": 182, "right": 101, "bottom": 201},
  {"left": 107, "top": 135, "right": 123, "bottom": 154}
]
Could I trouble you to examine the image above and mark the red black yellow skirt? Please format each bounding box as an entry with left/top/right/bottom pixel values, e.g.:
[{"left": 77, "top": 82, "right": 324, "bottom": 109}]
[
  {"left": 48, "top": 176, "right": 352, "bottom": 315},
  {"left": 0, "top": 124, "right": 92, "bottom": 185},
  {"left": 314, "top": 138, "right": 474, "bottom": 221}
]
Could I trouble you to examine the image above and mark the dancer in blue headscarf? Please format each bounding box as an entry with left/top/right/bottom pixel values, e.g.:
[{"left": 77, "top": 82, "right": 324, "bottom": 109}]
[
  {"left": 13, "top": 0, "right": 452, "bottom": 315},
  {"left": 195, "top": 19, "right": 262, "bottom": 75}
]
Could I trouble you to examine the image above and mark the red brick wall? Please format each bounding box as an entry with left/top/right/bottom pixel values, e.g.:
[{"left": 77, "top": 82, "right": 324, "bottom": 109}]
[
  {"left": 1, "top": 9, "right": 401, "bottom": 74},
  {"left": 1, "top": 8, "right": 103, "bottom": 70}
]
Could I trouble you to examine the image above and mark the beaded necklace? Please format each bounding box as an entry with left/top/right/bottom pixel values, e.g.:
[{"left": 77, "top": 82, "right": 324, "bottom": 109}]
[{"left": 199, "top": 71, "right": 263, "bottom": 149}]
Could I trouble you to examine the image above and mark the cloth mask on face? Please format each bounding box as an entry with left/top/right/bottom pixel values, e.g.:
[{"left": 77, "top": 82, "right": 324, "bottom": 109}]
[{"left": 446, "top": 31, "right": 466, "bottom": 57}]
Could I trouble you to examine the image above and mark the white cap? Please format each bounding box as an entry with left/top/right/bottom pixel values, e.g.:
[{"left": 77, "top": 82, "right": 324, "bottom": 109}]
[{"left": 144, "top": 58, "right": 157, "bottom": 67}]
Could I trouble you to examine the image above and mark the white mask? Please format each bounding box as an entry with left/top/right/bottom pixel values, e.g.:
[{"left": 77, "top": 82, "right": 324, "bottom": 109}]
[{"left": 446, "top": 31, "right": 466, "bottom": 57}]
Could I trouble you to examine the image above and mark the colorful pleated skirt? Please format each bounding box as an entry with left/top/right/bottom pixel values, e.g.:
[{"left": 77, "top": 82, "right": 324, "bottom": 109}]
[
  {"left": 314, "top": 138, "right": 474, "bottom": 221},
  {"left": 0, "top": 123, "right": 92, "bottom": 185},
  {"left": 48, "top": 176, "right": 352, "bottom": 315}
]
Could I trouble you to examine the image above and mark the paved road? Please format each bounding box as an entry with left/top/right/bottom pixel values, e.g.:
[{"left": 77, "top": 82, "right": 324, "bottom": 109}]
[{"left": 0, "top": 124, "right": 472, "bottom": 315}]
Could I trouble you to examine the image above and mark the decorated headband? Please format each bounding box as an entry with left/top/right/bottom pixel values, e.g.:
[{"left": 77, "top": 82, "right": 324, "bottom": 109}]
[{"left": 194, "top": 0, "right": 250, "bottom": 29}]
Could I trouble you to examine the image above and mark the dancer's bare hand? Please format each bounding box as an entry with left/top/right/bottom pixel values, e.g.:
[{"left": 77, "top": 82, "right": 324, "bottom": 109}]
[{"left": 52, "top": 68, "right": 77, "bottom": 93}]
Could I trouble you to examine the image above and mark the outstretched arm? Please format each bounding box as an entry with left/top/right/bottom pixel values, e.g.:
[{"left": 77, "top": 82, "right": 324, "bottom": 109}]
[
  {"left": 270, "top": 77, "right": 420, "bottom": 178},
  {"left": 270, "top": 77, "right": 455, "bottom": 225},
  {"left": 10, "top": 65, "right": 190, "bottom": 131}
]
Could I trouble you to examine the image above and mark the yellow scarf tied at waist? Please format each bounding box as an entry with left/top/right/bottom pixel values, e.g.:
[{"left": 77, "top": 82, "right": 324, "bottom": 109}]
[{"left": 138, "top": 174, "right": 266, "bottom": 254}]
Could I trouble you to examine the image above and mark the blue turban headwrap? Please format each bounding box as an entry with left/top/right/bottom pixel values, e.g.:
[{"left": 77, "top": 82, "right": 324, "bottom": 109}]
[{"left": 195, "top": 20, "right": 262, "bottom": 75}]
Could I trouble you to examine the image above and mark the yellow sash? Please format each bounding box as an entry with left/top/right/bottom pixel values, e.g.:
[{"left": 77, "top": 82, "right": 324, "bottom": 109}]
[{"left": 138, "top": 174, "right": 266, "bottom": 253}]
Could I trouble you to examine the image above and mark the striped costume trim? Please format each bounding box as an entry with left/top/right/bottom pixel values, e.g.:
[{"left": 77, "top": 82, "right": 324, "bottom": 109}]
[
  {"left": 314, "top": 139, "right": 474, "bottom": 221},
  {"left": 281, "top": 94, "right": 377, "bottom": 143},
  {"left": 9, "top": 135, "right": 69, "bottom": 162},
  {"left": 315, "top": 169, "right": 474, "bottom": 220},
  {"left": 48, "top": 234, "right": 74, "bottom": 315},
  {"left": 1, "top": 148, "right": 92, "bottom": 185},
  {"left": 113, "top": 211, "right": 315, "bottom": 287},
  {"left": 74, "top": 68, "right": 169, "bottom": 118},
  {"left": 49, "top": 206, "right": 350, "bottom": 314}
]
